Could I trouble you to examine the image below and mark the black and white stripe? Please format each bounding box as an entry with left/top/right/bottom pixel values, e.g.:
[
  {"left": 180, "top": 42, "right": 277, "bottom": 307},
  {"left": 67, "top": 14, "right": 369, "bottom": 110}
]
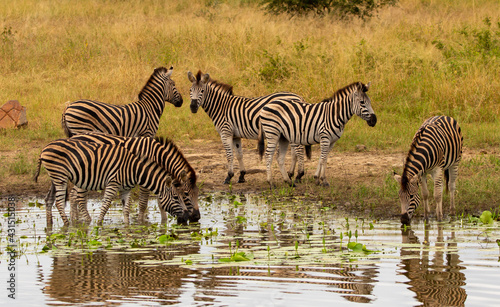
[
  {"left": 34, "top": 139, "right": 189, "bottom": 227},
  {"left": 62, "top": 66, "right": 183, "bottom": 138},
  {"left": 394, "top": 116, "right": 463, "bottom": 225},
  {"left": 188, "top": 70, "right": 309, "bottom": 184},
  {"left": 69, "top": 132, "right": 200, "bottom": 223},
  {"left": 259, "top": 82, "right": 377, "bottom": 186}
]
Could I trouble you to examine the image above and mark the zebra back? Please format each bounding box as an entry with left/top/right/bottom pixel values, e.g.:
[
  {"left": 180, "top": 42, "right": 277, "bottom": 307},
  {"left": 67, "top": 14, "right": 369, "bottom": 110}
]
[
  {"left": 62, "top": 66, "right": 183, "bottom": 138},
  {"left": 260, "top": 81, "right": 376, "bottom": 147}
]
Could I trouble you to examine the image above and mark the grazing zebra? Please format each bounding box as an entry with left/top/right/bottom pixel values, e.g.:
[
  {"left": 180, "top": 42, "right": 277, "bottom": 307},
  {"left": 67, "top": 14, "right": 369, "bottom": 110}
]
[
  {"left": 34, "top": 139, "right": 190, "bottom": 227},
  {"left": 69, "top": 132, "right": 200, "bottom": 223},
  {"left": 393, "top": 116, "right": 463, "bottom": 225},
  {"left": 188, "top": 70, "right": 309, "bottom": 184},
  {"left": 258, "top": 81, "right": 377, "bottom": 187},
  {"left": 62, "top": 66, "right": 183, "bottom": 138}
]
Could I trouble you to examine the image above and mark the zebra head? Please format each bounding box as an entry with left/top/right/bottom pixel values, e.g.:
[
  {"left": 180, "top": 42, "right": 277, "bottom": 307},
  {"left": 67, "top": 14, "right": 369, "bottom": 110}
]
[
  {"left": 353, "top": 82, "right": 377, "bottom": 127},
  {"left": 187, "top": 70, "right": 210, "bottom": 113},
  {"left": 394, "top": 172, "right": 421, "bottom": 225},
  {"left": 163, "top": 66, "right": 183, "bottom": 107}
]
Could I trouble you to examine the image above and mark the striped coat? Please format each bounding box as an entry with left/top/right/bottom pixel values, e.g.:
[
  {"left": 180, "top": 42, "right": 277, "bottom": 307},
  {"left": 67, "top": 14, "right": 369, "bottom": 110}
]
[
  {"left": 62, "top": 66, "right": 182, "bottom": 138},
  {"left": 70, "top": 132, "right": 199, "bottom": 223},
  {"left": 259, "top": 82, "right": 377, "bottom": 186},
  {"left": 35, "top": 139, "right": 189, "bottom": 227},
  {"left": 394, "top": 116, "right": 463, "bottom": 224},
  {"left": 188, "top": 70, "right": 309, "bottom": 184}
]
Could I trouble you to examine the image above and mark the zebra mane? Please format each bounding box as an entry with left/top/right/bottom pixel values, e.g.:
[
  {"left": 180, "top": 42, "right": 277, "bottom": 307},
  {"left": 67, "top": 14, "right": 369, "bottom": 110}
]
[
  {"left": 401, "top": 127, "right": 427, "bottom": 191},
  {"left": 320, "top": 82, "right": 363, "bottom": 103},
  {"left": 139, "top": 67, "right": 170, "bottom": 100},
  {"left": 195, "top": 70, "right": 234, "bottom": 95},
  {"left": 154, "top": 136, "right": 197, "bottom": 186}
]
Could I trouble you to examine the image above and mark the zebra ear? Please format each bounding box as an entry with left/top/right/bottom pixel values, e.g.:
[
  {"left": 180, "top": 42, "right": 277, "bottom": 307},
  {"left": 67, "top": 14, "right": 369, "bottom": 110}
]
[
  {"left": 187, "top": 71, "right": 196, "bottom": 83},
  {"left": 393, "top": 172, "right": 402, "bottom": 184},
  {"left": 201, "top": 73, "right": 210, "bottom": 84},
  {"left": 166, "top": 66, "right": 173, "bottom": 78},
  {"left": 179, "top": 170, "right": 188, "bottom": 182},
  {"left": 363, "top": 82, "right": 371, "bottom": 92}
]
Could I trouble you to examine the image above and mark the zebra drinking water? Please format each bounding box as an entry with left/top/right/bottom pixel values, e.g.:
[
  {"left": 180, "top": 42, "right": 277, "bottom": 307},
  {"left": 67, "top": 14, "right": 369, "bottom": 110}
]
[
  {"left": 258, "top": 81, "right": 377, "bottom": 187},
  {"left": 34, "top": 139, "right": 189, "bottom": 228},
  {"left": 394, "top": 116, "right": 463, "bottom": 225},
  {"left": 188, "top": 70, "right": 308, "bottom": 184},
  {"left": 69, "top": 132, "right": 200, "bottom": 223}
]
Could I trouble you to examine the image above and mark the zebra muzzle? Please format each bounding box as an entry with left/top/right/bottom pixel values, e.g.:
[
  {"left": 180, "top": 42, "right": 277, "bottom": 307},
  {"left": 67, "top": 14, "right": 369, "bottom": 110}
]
[
  {"left": 190, "top": 100, "right": 199, "bottom": 113},
  {"left": 367, "top": 114, "right": 377, "bottom": 127}
]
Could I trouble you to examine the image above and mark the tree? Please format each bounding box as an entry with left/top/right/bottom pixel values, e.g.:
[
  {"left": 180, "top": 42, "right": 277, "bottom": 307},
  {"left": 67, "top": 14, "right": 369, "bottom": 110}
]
[{"left": 261, "top": 0, "right": 398, "bottom": 20}]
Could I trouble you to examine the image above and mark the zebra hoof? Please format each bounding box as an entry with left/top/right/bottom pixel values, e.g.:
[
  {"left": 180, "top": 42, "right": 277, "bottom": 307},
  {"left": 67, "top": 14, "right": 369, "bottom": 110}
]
[
  {"left": 223, "top": 178, "right": 231, "bottom": 184},
  {"left": 238, "top": 171, "right": 246, "bottom": 183}
]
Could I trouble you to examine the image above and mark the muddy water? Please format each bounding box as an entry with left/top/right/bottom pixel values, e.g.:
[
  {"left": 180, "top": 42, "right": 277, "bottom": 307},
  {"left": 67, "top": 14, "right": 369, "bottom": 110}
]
[{"left": 1, "top": 194, "right": 500, "bottom": 306}]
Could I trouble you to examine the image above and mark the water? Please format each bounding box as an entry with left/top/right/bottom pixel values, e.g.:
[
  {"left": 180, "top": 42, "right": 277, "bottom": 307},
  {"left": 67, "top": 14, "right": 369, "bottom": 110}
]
[{"left": 1, "top": 194, "right": 500, "bottom": 306}]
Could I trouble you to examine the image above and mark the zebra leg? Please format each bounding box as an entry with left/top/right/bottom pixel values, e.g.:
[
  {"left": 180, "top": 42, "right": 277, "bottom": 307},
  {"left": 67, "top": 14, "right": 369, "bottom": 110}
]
[
  {"left": 69, "top": 185, "right": 79, "bottom": 223},
  {"left": 220, "top": 133, "right": 235, "bottom": 184},
  {"left": 431, "top": 168, "right": 444, "bottom": 221},
  {"left": 160, "top": 202, "right": 168, "bottom": 224},
  {"left": 288, "top": 144, "right": 298, "bottom": 180},
  {"left": 53, "top": 182, "right": 70, "bottom": 227},
  {"left": 315, "top": 140, "right": 332, "bottom": 187},
  {"left": 120, "top": 190, "right": 132, "bottom": 225},
  {"left": 294, "top": 145, "right": 306, "bottom": 183},
  {"left": 264, "top": 134, "right": 279, "bottom": 188},
  {"left": 74, "top": 187, "right": 92, "bottom": 224},
  {"left": 233, "top": 138, "right": 246, "bottom": 183},
  {"left": 420, "top": 174, "right": 430, "bottom": 223},
  {"left": 277, "top": 138, "right": 292, "bottom": 186},
  {"left": 97, "top": 184, "right": 120, "bottom": 226},
  {"left": 45, "top": 182, "right": 56, "bottom": 228},
  {"left": 447, "top": 163, "right": 460, "bottom": 215},
  {"left": 138, "top": 186, "right": 150, "bottom": 223}
]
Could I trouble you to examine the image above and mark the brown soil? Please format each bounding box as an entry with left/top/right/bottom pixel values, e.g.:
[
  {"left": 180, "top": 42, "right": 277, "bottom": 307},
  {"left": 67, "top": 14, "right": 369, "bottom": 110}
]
[{"left": 0, "top": 138, "right": 483, "bottom": 219}]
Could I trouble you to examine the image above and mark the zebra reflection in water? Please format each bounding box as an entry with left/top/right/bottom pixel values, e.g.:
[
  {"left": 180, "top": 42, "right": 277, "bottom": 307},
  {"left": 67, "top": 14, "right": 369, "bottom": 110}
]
[{"left": 399, "top": 224, "right": 467, "bottom": 306}]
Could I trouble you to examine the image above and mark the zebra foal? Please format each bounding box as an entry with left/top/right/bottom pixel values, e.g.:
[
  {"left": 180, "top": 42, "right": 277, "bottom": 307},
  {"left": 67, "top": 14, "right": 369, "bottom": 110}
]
[
  {"left": 188, "top": 70, "right": 309, "bottom": 184},
  {"left": 34, "top": 139, "right": 189, "bottom": 227},
  {"left": 70, "top": 132, "right": 200, "bottom": 223},
  {"left": 259, "top": 81, "right": 377, "bottom": 187},
  {"left": 394, "top": 116, "right": 463, "bottom": 225}
]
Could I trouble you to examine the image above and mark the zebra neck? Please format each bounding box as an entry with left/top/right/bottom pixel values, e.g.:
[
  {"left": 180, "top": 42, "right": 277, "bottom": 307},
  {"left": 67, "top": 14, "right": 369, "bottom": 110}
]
[
  {"left": 136, "top": 160, "right": 167, "bottom": 196},
  {"left": 326, "top": 97, "right": 354, "bottom": 128},
  {"left": 201, "top": 84, "right": 234, "bottom": 117},
  {"left": 138, "top": 91, "right": 166, "bottom": 116}
]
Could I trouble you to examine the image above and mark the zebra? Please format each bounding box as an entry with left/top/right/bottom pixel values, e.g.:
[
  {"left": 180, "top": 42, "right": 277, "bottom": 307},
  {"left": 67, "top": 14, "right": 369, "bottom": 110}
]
[
  {"left": 34, "top": 138, "right": 190, "bottom": 227},
  {"left": 69, "top": 132, "right": 200, "bottom": 223},
  {"left": 258, "top": 81, "right": 377, "bottom": 187},
  {"left": 61, "top": 66, "right": 185, "bottom": 223},
  {"left": 393, "top": 116, "right": 463, "bottom": 225},
  {"left": 188, "top": 70, "right": 310, "bottom": 184},
  {"left": 62, "top": 66, "right": 183, "bottom": 138}
]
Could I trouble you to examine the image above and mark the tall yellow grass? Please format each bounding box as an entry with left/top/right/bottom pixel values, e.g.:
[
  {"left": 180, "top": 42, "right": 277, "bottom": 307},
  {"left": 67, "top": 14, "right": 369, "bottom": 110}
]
[{"left": 1, "top": 0, "right": 499, "bottom": 151}]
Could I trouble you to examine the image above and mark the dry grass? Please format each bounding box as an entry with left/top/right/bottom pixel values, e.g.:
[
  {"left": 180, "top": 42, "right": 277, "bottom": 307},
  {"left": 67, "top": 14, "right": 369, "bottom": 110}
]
[{"left": 0, "top": 0, "right": 499, "bottom": 190}]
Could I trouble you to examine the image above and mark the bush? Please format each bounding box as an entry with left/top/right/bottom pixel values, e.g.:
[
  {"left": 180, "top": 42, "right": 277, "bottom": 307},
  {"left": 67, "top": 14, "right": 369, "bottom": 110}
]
[{"left": 261, "top": 0, "right": 398, "bottom": 20}]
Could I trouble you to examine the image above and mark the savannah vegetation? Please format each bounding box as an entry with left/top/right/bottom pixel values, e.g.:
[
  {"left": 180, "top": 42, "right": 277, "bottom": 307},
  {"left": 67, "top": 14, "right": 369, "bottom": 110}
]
[{"left": 0, "top": 0, "right": 499, "bottom": 217}]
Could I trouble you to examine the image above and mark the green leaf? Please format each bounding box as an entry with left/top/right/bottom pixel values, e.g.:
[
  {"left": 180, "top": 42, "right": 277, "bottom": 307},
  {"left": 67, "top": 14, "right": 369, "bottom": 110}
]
[
  {"left": 480, "top": 211, "right": 493, "bottom": 224},
  {"left": 158, "top": 234, "right": 173, "bottom": 244}
]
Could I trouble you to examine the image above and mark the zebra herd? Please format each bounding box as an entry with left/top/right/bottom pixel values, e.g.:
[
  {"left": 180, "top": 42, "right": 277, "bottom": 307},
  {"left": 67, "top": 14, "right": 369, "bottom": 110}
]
[{"left": 35, "top": 66, "right": 463, "bottom": 228}]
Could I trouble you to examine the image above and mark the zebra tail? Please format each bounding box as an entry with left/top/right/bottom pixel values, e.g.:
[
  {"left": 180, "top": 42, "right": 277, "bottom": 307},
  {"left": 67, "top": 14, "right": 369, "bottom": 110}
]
[
  {"left": 34, "top": 158, "right": 42, "bottom": 183},
  {"left": 444, "top": 169, "right": 449, "bottom": 194},
  {"left": 258, "top": 122, "right": 265, "bottom": 161},
  {"left": 61, "top": 102, "right": 73, "bottom": 137},
  {"left": 305, "top": 145, "right": 312, "bottom": 160}
]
